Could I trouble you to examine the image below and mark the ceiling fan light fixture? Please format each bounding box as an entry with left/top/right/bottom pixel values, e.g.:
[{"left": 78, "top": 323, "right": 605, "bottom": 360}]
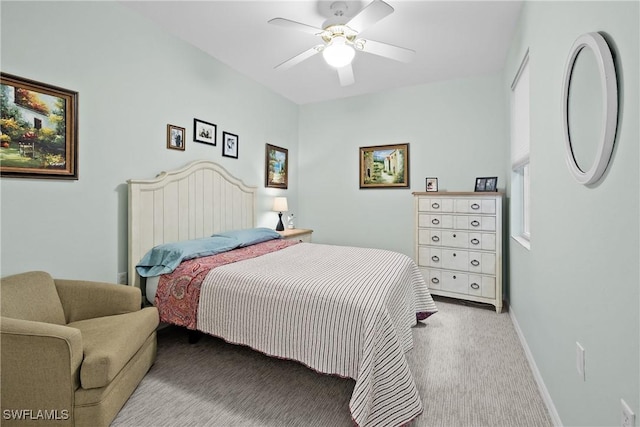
[{"left": 322, "top": 36, "right": 355, "bottom": 68}]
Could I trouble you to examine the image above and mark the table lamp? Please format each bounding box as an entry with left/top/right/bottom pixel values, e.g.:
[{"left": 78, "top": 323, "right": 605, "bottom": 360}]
[{"left": 272, "top": 197, "right": 288, "bottom": 231}]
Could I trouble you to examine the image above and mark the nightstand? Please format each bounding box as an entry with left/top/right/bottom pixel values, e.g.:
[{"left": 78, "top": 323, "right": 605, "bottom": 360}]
[{"left": 277, "top": 228, "right": 313, "bottom": 243}]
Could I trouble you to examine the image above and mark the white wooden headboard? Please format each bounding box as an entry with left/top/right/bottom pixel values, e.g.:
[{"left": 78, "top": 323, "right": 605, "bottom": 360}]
[{"left": 127, "top": 160, "right": 257, "bottom": 289}]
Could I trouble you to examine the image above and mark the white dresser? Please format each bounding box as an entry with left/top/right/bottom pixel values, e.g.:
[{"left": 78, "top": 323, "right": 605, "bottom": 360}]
[{"left": 413, "top": 192, "right": 504, "bottom": 313}]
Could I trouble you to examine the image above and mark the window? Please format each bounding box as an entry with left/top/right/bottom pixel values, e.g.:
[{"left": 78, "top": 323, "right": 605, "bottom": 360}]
[{"left": 510, "top": 50, "right": 530, "bottom": 249}]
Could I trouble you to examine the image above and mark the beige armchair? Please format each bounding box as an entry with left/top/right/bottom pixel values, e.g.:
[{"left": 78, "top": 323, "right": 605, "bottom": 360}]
[{"left": 1, "top": 271, "right": 159, "bottom": 426}]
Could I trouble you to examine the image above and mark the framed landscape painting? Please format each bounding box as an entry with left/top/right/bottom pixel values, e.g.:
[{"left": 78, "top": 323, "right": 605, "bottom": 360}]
[
  {"left": 0, "top": 73, "right": 78, "bottom": 179},
  {"left": 265, "top": 143, "right": 288, "bottom": 189},
  {"left": 359, "top": 143, "right": 410, "bottom": 189}
]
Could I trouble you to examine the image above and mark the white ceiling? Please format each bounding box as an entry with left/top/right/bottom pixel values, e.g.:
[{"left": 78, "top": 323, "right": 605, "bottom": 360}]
[{"left": 123, "top": 1, "right": 523, "bottom": 105}]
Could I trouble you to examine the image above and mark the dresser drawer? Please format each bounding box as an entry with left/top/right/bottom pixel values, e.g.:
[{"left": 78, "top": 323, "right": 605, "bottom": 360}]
[
  {"left": 439, "top": 249, "right": 496, "bottom": 274},
  {"left": 468, "top": 252, "right": 496, "bottom": 275},
  {"left": 441, "top": 271, "right": 469, "bottom": 294},
  {"left": 438, "top": 231, "right": 496, "bottom": 250},
  {"left": 455, "top": 199, "right": 496, "bottom": 214},
  {"left": 420, "top": 268, "right": 442, "bottom": 290},
  {"left": 442, "top": 249, "right": 469, "bottom": 271},
  {"left": 441, "top": 231, "right": 468, "bottom": 248},
  {"left": 418, "top": 198, "right": 454, "bottom": 213},
  {"left": 468, "top": 275, "right": 496, "bottom": 299},
  {"left": 455, "top": 215, "right": 496, "bottom": 231},
  {"left": 469, "top": 233, "right": 496, "bottom": 251},
  {"left": 418, "top": 214, "right": 454, "bottom": 228},
  {"left": 418, "top": 229, "right": 442, "bottom": 246},
  {"left": 418, "top": 247, "right": 442, "bottom": 267}
]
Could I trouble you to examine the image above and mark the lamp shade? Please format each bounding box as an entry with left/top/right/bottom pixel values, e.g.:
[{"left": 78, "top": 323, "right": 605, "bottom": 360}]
[
  {"left": 322, "top": 36, "right": 355, "bottom": 68},
  {"left": 272, "top": 197, "right": 288, "bottom": 212}
]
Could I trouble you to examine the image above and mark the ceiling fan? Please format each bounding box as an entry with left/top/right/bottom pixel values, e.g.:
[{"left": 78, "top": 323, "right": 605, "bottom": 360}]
[{"left": 268, "top": 0, "right": 415, "bottom": 86}]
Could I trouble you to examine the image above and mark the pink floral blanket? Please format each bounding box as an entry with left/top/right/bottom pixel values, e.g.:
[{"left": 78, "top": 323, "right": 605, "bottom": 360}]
[{"left": 155, "top": 239, "right": 299, "bottom": 329}]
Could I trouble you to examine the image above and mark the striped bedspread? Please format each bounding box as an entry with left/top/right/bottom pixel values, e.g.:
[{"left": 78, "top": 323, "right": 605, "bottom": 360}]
[{"left": 197, "top": 242, "right": 438, "bottom": 427}]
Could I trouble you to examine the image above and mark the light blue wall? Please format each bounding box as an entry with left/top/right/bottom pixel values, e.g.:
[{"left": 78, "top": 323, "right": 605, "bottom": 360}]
[
  {"left": 298, "top": 74, "right": 508, "bottom": 257},
  {"left": 504, "top": 2, "right": 639, "bottom": 426},
  {"left": 0, "top": 2, "right": 299, "bottom": 281},
  {"left": 2, "top": 2, "right": 638, "bottom": 425}
]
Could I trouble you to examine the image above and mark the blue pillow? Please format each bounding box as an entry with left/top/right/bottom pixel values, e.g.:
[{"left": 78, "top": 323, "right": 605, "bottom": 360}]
[
  {"left": 213, "top": 227, "right": 281, "bottom": 247},
  {"left": 136, "top": 235, "right": 241, "bottom": 277}
]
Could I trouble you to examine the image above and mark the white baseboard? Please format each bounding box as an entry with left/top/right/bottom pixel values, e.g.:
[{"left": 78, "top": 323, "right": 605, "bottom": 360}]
[{"left": 509, "top": 306, "right": 563, "bottom": 426}]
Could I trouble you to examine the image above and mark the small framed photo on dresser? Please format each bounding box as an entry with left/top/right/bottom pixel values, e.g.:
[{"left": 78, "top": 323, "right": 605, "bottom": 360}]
[
  {"left": 426, "top": 177, "right": 438, "bottom": 192},
  {"left": 475, "top": 176, "right": 498, "bottom": 192}
]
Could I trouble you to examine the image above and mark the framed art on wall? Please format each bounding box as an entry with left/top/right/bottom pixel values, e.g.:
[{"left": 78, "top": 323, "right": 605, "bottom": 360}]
[
  {"left": 359, "top": 143, "right": 410, "bottom": 189},
  {"left": 167, "top": 124, "right": 185, "bottom": 151},
  {"left": 265, "top": 143, "right": 288, "bottom": 189},
  {"left": 193, "top": 118, "right": 216, "bottom": 145},
  {"left": 222, "top": 131, "right": 238, "bottom": 159},
  {"left": 0, "top": 72, "right": 78, "bottom": 179}
]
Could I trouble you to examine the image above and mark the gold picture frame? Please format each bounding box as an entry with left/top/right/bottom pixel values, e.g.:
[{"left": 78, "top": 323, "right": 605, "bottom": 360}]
[
  {"left": 1, "top": 73, "right": 78, "bottom": 179},
  {"left": 359, "top": 143, "right": 410, "bottom": 189},
  {"left": 265, "top": 143, "right": 288, "bottom": 189}
]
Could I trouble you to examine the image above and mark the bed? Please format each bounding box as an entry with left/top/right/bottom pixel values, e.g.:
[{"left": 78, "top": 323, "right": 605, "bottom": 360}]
[{"left": 127, "top": 160, "right": 437, "bottom": 427}]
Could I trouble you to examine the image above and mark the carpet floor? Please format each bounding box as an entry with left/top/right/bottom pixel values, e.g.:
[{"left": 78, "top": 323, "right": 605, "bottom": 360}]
[{"left": 112, "top": 297, "right": 552, "bottom": 426}]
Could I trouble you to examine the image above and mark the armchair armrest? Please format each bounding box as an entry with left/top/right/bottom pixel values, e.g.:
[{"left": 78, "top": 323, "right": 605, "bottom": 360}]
[
  {"left": 55, "top": 279, "right": 142, "bottom": 323},
  {"left": 1, "top": 317, "right": 82, "bottom": 420}
]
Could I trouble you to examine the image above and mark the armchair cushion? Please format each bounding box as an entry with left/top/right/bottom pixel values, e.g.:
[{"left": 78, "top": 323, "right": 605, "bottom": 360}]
[
  {"left": 68, "top": 307, "right": 158, "bottom": 389},
  {"left": 55, "top": 279, "right": 142, "bottom": 323},
  {"left": 0, "top": 271, "right": 66, "bottom": 325}
]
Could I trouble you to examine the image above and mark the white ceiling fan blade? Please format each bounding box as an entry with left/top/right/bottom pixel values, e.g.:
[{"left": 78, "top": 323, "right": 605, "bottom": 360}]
[
  {"left": 356, "top": 38, "right": 415, "bottom": 63},
  {"left": 274, "top": 45, "right": 323, "bottom": 71},
  {"left": 346, "top": 0, "right": 394, "bottom": 34},
  {"left": 268, "top": 18, "right": 325, "bottom": 36},
  {"left": 337, "top": 64, "right": 355, "bottom": 86}
]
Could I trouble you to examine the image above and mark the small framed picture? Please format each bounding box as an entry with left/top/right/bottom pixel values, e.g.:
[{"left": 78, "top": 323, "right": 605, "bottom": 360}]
[
  {"left": 475, "top": 176, "right": 498, "bottom": 192},
  {"left": 167, "top": 124, "right": 185, "bottom": 151},
  {"left": 426, "top": 177, "right": 438, "bottom": 192},
  {"left": 193, "top": 119, "right": 216, "bottom": 145},
  {"left": 222, "top": 131, "right": 238, "bottom": 159}
]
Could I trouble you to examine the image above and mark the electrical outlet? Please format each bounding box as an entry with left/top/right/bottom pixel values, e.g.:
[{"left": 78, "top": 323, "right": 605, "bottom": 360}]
[
  {"left": 576, "top": 342, "right": 585, "bottom": 381},
  {"left": 117, "top": 272, "right": 127, "bottom": 285},
  {"left": 622, "top": 399, "right": 635, "bottom": 427}
]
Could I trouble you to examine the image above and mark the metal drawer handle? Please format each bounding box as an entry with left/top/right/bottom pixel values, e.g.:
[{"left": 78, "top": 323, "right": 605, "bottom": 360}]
[
  {"left": 453, "top": 233, "right": 457, "bottom": 238},
  {"left": 470, "top": 220, "right": 480, "bottom": 227},
  {"left": 452, "top": 275, "right": 457, "bottom": 279},
  {"left": 431, "top": 277, "right": 439, "bottom": 284},
  {"left": 432, "top": 236, "right": 440, "bottom": 242},
  {"left": 432, "top": 202, "right": 440, "bottom": 209},
  {"left": 470, "top": 259, "right": 480, "bottom": 267},
  {"left": 432, "top": 218, "right": 440, "bottom": 225},
  {"left": 453, "top": 253, "right": 457, "bottom": 257},
  {"left": 431, "top": 255, "right": 440, "bottom": 262},
  {"left": 470, "top": 238, "right": 480, "bottom": 245},
  {"left": 471, "top": 203, "right": 480, "bottom": 210},
  {"left": 470, "top": 283, "right": 480, "bottom": 290}
]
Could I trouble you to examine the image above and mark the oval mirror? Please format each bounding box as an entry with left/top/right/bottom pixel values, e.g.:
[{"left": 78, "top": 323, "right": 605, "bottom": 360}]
[{"left": 562, "top": 32, "right": 618, "bottom": 185}]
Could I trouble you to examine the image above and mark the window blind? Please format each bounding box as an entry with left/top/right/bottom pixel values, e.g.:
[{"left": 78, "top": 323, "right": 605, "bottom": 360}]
[{"left": 511, "top": 51, "right": 530, "bottom": 170}]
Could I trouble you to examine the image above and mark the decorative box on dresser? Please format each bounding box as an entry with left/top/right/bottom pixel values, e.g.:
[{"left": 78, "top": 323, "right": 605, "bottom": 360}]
[{"left": 413, "top": 192, "right": 504, "bottom": 313}]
